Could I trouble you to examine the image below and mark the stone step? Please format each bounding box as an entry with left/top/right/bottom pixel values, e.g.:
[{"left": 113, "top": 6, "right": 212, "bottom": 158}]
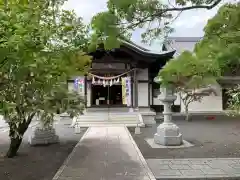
[
  {"left": 79, "top": 115, "right": 138, "bottom": 121},
  {"left": 83, "top": 113, "right": 139, "bottom": 116},
  {"left": 79, "top": 116, "right": 137, "bottom": 120},
  {"left": 80, "top": 115, "right": 138, "bottom": 118},
  {"left": 78, "top": 120, "right": 138, "bottom": 123},
  {"left": 86, "top": 107, "right": 130, "bottom": 112},
  {"left": 75, "top": 123, "right": 139, "bottom": 127}
]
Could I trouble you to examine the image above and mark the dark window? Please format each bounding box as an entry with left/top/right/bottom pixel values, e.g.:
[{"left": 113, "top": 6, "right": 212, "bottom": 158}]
[{"left": 152, "top": 82, "right": 161, "bottom": 98}]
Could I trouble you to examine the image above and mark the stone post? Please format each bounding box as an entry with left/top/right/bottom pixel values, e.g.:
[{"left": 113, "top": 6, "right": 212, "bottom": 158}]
[
  {"left": 153, "top": 78, "right": 183, "bottom": 146},
  {"left": 28, "top": 114, "right": 59, "bottom": 146}
]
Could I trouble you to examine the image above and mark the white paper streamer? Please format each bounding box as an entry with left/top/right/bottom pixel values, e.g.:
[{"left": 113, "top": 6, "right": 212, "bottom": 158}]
[{"left": 92, "top": 76, "right": 95, "bottom": 84}]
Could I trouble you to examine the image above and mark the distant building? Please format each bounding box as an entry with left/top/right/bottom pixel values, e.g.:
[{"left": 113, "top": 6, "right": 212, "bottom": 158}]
[
  {"left": 166, "top": 36, "right": 236, "bottom": 113},
  {"left": 166, "top": 36, "right": 202, "bottom": 56}
]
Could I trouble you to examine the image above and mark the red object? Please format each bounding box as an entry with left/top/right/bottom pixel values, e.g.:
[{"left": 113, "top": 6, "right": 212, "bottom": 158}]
[{"left": 206, "top": 116, "right": 216, "bottom": 120}]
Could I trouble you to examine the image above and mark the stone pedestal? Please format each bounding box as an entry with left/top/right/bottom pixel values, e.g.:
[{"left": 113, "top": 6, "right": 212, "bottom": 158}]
[
  {"left": 129, "top": 108, "right": 134, "bottom": 112},
  {"left": 153, "top": 82, "right": 183, "bottom": 146},
  {"left": 28, "top": 127, "right": 59, "bottom": 145},
  {"left": 135, "top": 126, "right": 141, "bottom": 134},
  {"left": 154, "top": 122, "right": 182, "bottom": 145},
  {"left": 75, "top": 123, "right": 81, "bottom": 134},
  {"left": 28, "top": 116, "right": 59, "bottom": 146}
]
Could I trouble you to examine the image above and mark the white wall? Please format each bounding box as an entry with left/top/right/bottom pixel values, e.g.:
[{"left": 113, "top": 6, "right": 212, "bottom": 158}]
[
  {"left": 166, "top": 37, "right": 201, "bottom": 57},
  {"left": 135, "top": 68, "right": 149, "bottom": 107},
  {"left": 138, "top": 83, "right": 149, "bottom": 106},
  {"left": 180, "top": 84, "right": 223, "bottom": 112},
  {"left": 68, "top": 82, "right": 74, "bottom": 92}
]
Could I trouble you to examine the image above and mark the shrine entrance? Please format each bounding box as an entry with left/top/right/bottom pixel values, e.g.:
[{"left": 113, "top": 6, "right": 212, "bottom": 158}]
[{"left": 91, "top": 84, "right": 123, "bottom": 106}]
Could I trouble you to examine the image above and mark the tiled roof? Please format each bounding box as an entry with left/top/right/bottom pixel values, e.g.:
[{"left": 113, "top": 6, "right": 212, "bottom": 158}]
[{"left": 168, "top": 37, "right": 202, "bottom": 42}]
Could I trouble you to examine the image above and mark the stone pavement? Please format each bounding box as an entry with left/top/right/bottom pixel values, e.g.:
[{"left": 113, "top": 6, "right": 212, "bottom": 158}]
[
  {"left": 0, "top": 120, "right": 39, "bottom": 133},
  {"left": 53, "top": 126, "right": 155, "bottom": 180},
  {"left": 147, "top": 158, "right": 240, "bottom": 179}
]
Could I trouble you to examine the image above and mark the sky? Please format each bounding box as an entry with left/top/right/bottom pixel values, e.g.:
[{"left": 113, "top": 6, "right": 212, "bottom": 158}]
[{"left": 63, "top": 0, "right": 232, "bottom": 49}]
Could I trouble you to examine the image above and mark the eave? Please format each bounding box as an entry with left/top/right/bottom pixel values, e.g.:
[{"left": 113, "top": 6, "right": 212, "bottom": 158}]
[
  {"left": 88, "top": 39, "right": 175, "bottom": 64},
  {"left": 119, "top": 39, "right": 176, "bottom": 59}
]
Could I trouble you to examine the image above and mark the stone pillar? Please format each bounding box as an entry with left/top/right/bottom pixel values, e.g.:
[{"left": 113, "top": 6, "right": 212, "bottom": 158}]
[
  {"left": 154, "top": 82, "right": 183, "bottom": 146},
  {"left": 28, "top": 115, "right": 59, "bottom": 146}
]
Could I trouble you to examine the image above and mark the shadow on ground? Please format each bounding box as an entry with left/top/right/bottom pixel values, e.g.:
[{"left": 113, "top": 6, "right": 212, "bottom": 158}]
[
  {"left": 129, "top": 116, "right": 240, "bottom": 159},
  {"left": 0, "top": 120, "right": 87, "bottom": 180}
]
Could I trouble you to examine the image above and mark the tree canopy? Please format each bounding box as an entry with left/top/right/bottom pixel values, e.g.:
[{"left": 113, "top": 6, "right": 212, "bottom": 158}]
[
  {"left": 195, "top": 2, "right": 240, "bottom": 73},
  {"left": 89, "top": 0, "right": 222, "bottom": 50},
  {"left": 159, "top": 2, "right": 240, "bottom": 88},
  {"left": 0, "top": 0, "right": 91, "bottom": 157}
]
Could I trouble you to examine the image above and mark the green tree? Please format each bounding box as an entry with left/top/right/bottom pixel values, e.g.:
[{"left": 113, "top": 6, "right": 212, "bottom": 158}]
[
  {"left": 89, "top": 0, "right": 222, "bottom": 50},
  {"left": 0, "top": 0, "right": 91, "bottom": 158},
  {"left": 194, "top": 2, "right": 240, "bottom": 73},
  {"left": 158, "top": 2, "right": 240, "bottom": 118},
  {"left": 159, "top": 51, "right": 219, "bottom": 120}
]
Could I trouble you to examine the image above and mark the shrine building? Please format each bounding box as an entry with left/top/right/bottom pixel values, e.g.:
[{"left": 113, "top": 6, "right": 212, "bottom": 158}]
[{"left": 67, "top": 39, "right": 180, "bottom": 114}]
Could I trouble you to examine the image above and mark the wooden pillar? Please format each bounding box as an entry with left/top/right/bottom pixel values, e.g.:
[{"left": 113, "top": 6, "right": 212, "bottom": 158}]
[
  {"left": 134, "top": 68, "right": 138, "bottom": 109},
  {"left": 84, "top": 75, "right": 87, "bottom": 107},
  {"left": 130, "top": 71, "right": 134, "bottom": 108}
]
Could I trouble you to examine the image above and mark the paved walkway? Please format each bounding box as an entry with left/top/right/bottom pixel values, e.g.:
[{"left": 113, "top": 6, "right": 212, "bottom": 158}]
[
  {"left": 147, "top": 158, "right": 240, "bottom": 179},
  {"left": 53, "top": 126, "right": 155, "bottom": 180}
]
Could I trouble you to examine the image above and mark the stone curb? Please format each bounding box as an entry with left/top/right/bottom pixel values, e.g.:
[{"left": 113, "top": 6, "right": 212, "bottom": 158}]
[
  {"left": 157, "top": 177, "right": 240, "bottom": 180},
  {"left": 125, "top": 126, "right": 156, "bottom": 180},
  {"left": 52, "top": 127, "right": 90, "bottom": 180}
]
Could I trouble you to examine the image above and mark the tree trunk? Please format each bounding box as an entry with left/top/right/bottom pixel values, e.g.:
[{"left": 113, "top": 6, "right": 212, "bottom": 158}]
[
  {"left": 6, "top": 136, "right": 23, "bottom": 158},
  {"left": 6, "top": 114, "right": 34, "bottom": 158},
  {"left": 185, "top": 105, "right": 191, "bottom": 121}
]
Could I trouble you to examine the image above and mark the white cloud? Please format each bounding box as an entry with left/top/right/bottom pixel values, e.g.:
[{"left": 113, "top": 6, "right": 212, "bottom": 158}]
[
  {"left": 63, "top": 0, "right": 108, "bottom": 23},
  {"left": 62, "top": 0, "right": 231, "bottom": 39}
]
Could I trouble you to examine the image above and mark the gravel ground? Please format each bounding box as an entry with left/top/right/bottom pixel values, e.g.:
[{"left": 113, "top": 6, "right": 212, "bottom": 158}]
[
  {"left": 129, "top": 116, "right": 240, "bottom": 159},
  {"left": 0, "top": 119, "right": 87, "bottom": 180}
]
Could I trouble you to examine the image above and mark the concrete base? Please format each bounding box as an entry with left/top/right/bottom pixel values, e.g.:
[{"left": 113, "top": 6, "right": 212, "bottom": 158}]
[
  {"left": 146, "top": 138, "right": 194, "bottom": 148},
  {"left": 129, "top": 108, "right": 134, "bottom": 112},
  {"left": 135, "top": 126, "right": 141, "bottom": 134},
  {"left": 139, "top": 109, "right": 156, "bottom": 125},
  {"left": 74, "top": 124, "right": 81, "bottom": 134},
  {"left": 154, "top": 122, "right": 183, "bottom": 146},
  {"left": 28, "top": 127, "right": 59, "bottom": 146}
]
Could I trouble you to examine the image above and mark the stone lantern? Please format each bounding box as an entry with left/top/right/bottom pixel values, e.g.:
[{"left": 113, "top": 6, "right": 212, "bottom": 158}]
[{"left": 153, "top": 77, "right": 183, "bottom": 146}]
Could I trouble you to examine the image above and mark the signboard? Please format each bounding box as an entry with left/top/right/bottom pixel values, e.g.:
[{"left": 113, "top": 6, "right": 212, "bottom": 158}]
[
  {"left": 74, "top": 77, "right": 85, "bottom": 95},
  {"left": 125, "top": 77, "right": 132, "bottom": 106},
  {"left": 121, "top": 77, "right": 131, "bottom": 106},
  {"left": 121, "top": 77, "right": 127, "bottom": 105}
]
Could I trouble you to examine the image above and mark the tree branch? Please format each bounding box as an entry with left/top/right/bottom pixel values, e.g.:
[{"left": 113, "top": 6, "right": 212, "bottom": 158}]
[
  {"left": 119, "top": 0, "right": 222, "bottom": 30},
  {"left": 164, "top": 0, "right": 222, "bottom": 12}
]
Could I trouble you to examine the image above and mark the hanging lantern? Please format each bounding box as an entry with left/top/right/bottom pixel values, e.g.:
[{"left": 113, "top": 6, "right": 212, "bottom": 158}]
[
  {"left": 98, "top": 79, "right": 101, "bottom": 84},
  {"left": 110, "top": 79, "right": 113, "bottom": 86},
  {"left": 116, "top": 78, "right": 119, "bottom": 83}
]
